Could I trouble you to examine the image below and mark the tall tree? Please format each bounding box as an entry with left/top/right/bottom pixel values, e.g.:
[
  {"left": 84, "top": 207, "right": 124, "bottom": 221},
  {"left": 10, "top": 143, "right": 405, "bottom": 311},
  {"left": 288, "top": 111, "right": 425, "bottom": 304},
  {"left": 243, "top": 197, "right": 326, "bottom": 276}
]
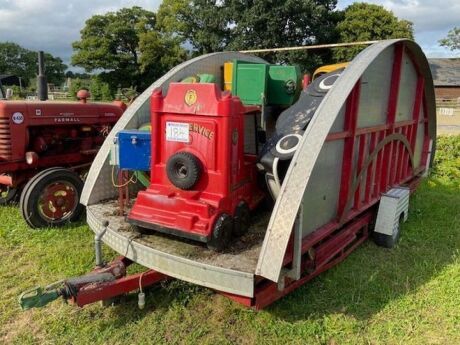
[
  {"left": 157, "top": 0, "right": 231, "bottom": 54},
  {"left": 439, "top": 27, "right": 460, "bottom": 52},
  {"left": 227, "top": 0, "right": 341, "bottom": 71},
  {"left": 0, "top": 42, "right": 67, "bottom": 86},
  {"left": 72, "top": 6, "right": 187, "bottom": 91},
  {"left": 334, "top": 3, "right": 413, "bottom": 61},
  {"left": 157, "top": 0, "right": 341, "bottom": 72}
]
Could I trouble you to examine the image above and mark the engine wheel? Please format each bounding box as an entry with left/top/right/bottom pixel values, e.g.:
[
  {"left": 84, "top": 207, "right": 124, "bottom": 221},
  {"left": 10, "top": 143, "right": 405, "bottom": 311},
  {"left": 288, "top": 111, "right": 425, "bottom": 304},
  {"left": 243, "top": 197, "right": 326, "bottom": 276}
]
[
  {"left": 207, "top": 214, "right": 233, "bottom": 252},
  {"left": 233, "top": 202, "right": 250, "bottom": 237},
  {"left": 20, "top": 168, "right": 84, "bottom": 228}
]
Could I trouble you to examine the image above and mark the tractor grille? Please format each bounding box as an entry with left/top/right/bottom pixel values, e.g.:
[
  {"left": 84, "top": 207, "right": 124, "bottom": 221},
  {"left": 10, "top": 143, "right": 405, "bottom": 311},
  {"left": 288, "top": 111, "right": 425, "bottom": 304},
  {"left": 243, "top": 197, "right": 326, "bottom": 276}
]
[{"left": 0, "top": 118, "right": 12, "bottom": 160}]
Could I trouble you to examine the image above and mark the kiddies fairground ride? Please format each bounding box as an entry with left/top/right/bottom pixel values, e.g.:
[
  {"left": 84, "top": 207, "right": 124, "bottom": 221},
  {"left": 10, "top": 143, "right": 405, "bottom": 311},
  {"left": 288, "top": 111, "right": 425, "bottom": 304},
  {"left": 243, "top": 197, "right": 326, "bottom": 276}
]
[{"left": 19, "top": 40, "right": 436, "bottom": 311}]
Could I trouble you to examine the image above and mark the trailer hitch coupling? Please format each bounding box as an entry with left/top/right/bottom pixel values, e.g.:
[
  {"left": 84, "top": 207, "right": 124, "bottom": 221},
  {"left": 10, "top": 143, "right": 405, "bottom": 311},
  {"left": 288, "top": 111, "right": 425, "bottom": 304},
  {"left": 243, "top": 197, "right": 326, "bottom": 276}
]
[
  {"left": 19, "top": 259, "right": 127, "bottom": 310},
  {"left": 19, "top": 284, "right": 62, "bottom": 310}
]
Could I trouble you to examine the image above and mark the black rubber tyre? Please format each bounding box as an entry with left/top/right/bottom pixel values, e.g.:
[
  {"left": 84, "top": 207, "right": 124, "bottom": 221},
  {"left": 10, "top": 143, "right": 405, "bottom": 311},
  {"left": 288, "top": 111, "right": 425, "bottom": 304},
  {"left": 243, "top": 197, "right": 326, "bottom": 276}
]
[
  {"left": 133, "top": 225, "right": 150, "bottom": 235},
  {"left": 233, "top": 202, "right": 250, "bottom": 237},
  {"left": 373, "top": 214, "right": 403, "bottom": 249},
  {"left": 20, "top": 168, "right": 84, "bottom": 228},
  {"left": 207, "top": 214, "right": 233, "bottom": 252},
  {"left": 166, "top": 152, "right": 202, "bottom": 190},
  {"left": 19, "top": 167, "right": 64, "bottom": 221}
]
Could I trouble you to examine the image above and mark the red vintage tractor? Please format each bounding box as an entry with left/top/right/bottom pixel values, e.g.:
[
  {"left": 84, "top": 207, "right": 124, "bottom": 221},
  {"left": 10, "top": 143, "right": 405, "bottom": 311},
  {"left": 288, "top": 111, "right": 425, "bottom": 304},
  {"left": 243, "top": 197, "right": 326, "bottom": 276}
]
[{"left": 0, "top": 52, "right": 125, "bottom": 228}]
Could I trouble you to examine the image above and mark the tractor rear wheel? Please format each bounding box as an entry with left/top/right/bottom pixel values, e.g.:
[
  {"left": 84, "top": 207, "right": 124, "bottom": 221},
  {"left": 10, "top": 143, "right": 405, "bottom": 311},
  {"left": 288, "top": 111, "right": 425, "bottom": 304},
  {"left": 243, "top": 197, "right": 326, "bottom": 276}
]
[{"left": 20, "top": 168, "right": 84, "bottom": 228}]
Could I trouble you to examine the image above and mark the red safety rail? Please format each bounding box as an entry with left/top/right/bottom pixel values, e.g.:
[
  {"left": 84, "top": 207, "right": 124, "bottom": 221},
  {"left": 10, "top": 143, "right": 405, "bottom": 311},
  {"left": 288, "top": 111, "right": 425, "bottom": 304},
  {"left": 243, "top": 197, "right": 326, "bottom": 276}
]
[{"left": 327, "top": 42, "right": 429, "bottom": 225}]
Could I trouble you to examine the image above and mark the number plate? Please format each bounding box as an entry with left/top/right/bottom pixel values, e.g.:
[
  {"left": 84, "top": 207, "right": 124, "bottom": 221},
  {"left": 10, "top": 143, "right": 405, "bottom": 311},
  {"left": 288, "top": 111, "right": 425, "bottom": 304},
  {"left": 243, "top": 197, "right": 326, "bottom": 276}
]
[{"left": 166, "top": 122, "right": 190, "bottom": 143}]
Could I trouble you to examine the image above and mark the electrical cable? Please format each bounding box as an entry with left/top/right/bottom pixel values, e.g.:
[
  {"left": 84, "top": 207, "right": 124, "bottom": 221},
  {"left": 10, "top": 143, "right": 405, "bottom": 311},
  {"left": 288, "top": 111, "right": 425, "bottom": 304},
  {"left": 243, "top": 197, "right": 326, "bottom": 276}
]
[
  {"left": 139, "top": 271, "right": 149, "bottom": 293},
  {"left": 111, "top": 166, "right": 138, "bottom": 188}
]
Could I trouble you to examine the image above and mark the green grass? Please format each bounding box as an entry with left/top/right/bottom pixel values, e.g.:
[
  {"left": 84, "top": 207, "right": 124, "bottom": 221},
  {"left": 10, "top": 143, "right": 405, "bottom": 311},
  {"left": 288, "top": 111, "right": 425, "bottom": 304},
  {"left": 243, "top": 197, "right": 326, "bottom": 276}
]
[{"left": 1, "top": 136, "right": 459, "bottom": 345}]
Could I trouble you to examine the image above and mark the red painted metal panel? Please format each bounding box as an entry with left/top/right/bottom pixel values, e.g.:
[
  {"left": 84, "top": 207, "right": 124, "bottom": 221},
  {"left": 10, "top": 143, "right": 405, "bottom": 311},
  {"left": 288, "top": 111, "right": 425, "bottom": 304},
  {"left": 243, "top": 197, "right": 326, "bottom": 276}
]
[
  {"left": 364, "top": 132, "right": 377, "bottom": 203},
  {"left": 381, "top": 43, "right": 404, "bottom": 192},
  {"left": 407, "top": 77, "right": 425, "bottom": 175},
  {"left": 354, "top": 134, "right": 367, "bottom": 209},
  {"left": 337, "top": 82, "right": 361, "bottom": 217}
]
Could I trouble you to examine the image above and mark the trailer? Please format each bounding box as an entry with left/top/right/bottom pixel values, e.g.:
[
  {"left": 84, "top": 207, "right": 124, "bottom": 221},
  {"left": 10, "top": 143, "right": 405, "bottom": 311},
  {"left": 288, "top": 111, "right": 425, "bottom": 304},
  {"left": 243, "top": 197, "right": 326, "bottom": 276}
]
[{"left": 19, "top": 39, "right": 436, "bottom": 311}]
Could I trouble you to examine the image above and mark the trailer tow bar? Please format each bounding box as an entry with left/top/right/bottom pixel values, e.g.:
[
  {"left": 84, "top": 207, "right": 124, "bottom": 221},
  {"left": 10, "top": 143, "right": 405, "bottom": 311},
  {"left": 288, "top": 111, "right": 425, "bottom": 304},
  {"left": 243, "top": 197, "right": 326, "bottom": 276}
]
[{"left": 19, "top": 256, "right": 166, "bottom": 310}]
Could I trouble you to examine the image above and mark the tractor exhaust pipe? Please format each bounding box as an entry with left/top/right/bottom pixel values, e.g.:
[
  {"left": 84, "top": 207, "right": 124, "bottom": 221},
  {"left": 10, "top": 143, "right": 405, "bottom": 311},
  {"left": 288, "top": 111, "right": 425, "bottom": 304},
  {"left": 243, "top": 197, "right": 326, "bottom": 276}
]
[{"left": 37, "top": 51, "right": 48, "bottom": 101}]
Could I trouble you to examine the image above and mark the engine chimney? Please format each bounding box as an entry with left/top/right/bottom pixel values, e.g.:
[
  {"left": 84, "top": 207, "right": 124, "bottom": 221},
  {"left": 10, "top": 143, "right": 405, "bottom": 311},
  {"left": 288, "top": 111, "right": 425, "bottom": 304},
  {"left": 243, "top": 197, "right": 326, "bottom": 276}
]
[{"left": 37, "top": 51, "right": 48, "bottom": 101}]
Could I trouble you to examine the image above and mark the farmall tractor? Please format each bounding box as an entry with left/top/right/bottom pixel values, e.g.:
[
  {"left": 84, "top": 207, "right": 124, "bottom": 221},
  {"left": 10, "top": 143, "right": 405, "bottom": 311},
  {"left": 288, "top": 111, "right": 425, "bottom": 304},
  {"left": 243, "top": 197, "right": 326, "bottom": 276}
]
[{"left": 0, "top": 52, "right": 125, "bottom": 228}]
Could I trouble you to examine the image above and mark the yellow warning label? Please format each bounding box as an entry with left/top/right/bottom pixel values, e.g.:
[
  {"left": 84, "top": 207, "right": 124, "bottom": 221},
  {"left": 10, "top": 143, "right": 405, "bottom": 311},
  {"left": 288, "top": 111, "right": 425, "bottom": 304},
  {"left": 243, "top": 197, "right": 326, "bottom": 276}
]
[{"left": 184, "top": 90, "right": 197, "bottom": 106}]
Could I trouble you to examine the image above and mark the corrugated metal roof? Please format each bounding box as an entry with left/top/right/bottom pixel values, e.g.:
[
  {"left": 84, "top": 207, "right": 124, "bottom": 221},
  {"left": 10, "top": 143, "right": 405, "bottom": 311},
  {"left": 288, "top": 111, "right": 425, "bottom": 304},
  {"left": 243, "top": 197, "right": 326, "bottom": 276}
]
[{"left": 428, "top": 59, "right": 460, "bottom": 87}]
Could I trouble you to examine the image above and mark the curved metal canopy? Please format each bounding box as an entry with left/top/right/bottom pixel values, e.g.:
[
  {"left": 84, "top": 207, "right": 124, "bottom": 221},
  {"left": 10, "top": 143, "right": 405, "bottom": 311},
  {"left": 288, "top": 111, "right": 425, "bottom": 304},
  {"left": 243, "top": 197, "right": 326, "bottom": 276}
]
[{"left": 255, "top": 39, "right": 436, "bottom": 282}]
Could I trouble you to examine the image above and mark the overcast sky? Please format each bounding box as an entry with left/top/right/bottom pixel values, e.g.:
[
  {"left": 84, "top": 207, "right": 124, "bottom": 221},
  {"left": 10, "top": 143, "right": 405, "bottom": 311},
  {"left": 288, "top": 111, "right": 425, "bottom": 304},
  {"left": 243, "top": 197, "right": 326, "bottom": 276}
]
[{"left": 0, "top": 0, "right": 458, "bottom": 70}]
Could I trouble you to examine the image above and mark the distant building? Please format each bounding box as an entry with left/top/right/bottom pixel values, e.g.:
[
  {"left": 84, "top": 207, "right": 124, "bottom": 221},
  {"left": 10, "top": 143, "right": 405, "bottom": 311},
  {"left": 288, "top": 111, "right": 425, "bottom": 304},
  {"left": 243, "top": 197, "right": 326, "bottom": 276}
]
[
  {"left": 429, "top": 59, "right": 460, "bottom": 134},
  {"left": 428, "top": 59, "right": 460, "bottom": 100}
]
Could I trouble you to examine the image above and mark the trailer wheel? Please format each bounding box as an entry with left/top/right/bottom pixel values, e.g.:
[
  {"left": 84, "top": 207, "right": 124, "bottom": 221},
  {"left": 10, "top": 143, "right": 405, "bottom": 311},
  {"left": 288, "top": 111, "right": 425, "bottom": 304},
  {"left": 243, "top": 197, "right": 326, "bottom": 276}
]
[
  {"left": 207, "top": 214, "right": 233, "bottom": 252},
  {"left": 20, "top": 168, "right": 84, "bottom": 228},
  {"left": 233, "top": 202, "right": 250, "bottom": 237},
  {"left": 373, "top": 213, "right": 403, "bottom": 249}
]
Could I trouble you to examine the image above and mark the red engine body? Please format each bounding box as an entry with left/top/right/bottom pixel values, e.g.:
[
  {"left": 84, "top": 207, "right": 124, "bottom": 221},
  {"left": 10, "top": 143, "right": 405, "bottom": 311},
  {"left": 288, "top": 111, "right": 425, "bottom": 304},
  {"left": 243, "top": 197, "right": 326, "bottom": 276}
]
[
  {"left": 0, "top": 99, "right": 125, "bottom": 188},
  {"left": 128, "top": 83, "right": 265, "bottom": 242}
]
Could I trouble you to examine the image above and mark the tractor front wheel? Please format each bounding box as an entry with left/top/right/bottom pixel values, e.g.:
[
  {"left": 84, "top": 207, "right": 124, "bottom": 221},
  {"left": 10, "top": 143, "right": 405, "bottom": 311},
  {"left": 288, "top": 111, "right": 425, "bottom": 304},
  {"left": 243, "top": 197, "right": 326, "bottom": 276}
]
[
  {"left": 20, "top": 168, "right": 84, "bottom": 228},
  {"left": 0, "top": 184, "right": 17, "bottom": 205}
]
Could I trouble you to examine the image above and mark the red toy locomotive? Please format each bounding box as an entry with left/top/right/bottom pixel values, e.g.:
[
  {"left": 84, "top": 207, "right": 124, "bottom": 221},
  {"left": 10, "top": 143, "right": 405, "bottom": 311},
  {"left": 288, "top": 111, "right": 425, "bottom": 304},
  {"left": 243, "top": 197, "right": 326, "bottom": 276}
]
[{"left": 128, "top": 83, "right": 265, "bottom": 250}]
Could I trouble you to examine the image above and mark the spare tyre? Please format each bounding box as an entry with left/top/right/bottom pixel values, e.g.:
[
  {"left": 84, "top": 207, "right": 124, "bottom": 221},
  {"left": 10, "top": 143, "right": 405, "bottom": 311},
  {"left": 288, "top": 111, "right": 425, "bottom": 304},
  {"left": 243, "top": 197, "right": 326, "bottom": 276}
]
[{"left": 166, "top": 152, "right": 202, "bottom": 190}]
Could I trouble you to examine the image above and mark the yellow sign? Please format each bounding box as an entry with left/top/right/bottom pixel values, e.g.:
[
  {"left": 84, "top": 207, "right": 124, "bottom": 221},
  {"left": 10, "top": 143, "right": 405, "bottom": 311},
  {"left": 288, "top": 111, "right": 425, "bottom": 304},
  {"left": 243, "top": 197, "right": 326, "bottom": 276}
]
[{"left": 184, "top": 90, "right": 197, "bottom": 106}]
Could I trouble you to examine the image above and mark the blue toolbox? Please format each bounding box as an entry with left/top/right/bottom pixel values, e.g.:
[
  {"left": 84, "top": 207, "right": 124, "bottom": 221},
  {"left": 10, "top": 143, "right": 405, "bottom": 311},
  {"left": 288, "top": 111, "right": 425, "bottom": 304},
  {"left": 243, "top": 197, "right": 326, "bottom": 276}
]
[{"left": 117, "top": 130, "right": 151, "bottom": 171}]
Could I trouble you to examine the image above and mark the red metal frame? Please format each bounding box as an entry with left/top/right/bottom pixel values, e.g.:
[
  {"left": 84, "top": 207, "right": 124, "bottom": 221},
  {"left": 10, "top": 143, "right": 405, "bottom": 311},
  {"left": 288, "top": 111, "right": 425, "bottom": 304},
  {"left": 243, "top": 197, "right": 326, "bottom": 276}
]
[
  {"left": 74, "top": 269, "right": 166, "bottom": 307},
  {"left": 65, "top": 257, "right": 166, "bottom": 307},
  {"left": 71, "top": 170, "right": 419, "bottom": 310},
  {"left": 64, "top": 211, "right": 373, "bottom": 309}
]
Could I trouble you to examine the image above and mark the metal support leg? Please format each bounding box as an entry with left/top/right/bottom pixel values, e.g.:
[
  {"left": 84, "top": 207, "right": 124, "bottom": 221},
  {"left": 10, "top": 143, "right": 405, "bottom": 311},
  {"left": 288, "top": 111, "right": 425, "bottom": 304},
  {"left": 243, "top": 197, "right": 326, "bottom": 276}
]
[
  {"left": 278, "top": 204, "right": 303, "bottom": 290},
  {"left": 95, "top": 221, "right": 109, "bottom": 267}
]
